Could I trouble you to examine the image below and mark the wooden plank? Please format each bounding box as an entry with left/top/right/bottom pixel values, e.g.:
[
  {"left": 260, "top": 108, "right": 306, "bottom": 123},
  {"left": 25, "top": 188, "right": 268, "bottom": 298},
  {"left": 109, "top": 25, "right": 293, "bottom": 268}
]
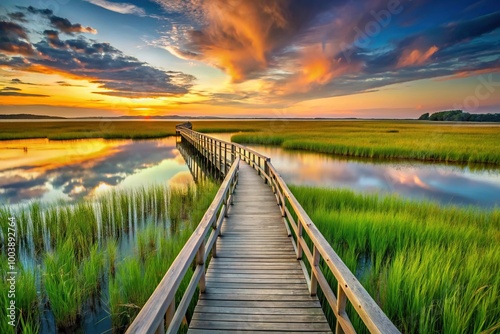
[
  {"left": 206, "top": 277, "right": 306, "bottom": 284},
  {"left": 193, "top": 306, "right": 325, "bottom": 315},
  {"left": 209, "top": 258, "right": 297, "bottom": 263},
  {"left": 189, "top": 320, "right": 331, "bottom": 331},
  {"left": 206, "top": 281, "right": 307, "bottom": 288},
  {"left": 215, "top": 251, "right": 295, "bottom": 256},
  {"left": 209, "top": 261, "right": 297, "bottom": 267},
  {"left": 197, "top": 298, "right": 321, "bottom": 306},
  {"left": 207, "top": 268, "right": 303, "bottom": 275},
  {"left": 191, "top": 313, "right": 329, "bottom": 323},
  {"left": 188, "top": 330, "right": 331, "bottom": 334},
  {"left": 202, "top": 288, "right": 311, "bottom": 295},
  {"left": 199, "top": 293, "right": 320, "bottom": 302},
  {"left": 217, "top": 253, "right": 296, "bottom": 261},
  {"left": 217, "top": 244, "right": 294, "bottom": 253}
]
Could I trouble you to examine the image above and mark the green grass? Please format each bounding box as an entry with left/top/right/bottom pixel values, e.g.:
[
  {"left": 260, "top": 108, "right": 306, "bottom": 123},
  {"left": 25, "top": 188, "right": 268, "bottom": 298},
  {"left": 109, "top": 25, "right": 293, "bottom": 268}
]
[
  {"left": 43, "top": 239, "right": 83, "bottom": 328},
  {"left": 0, "top": 121, "right": 260, "bottom": 141},
  {"left": 230, "top": 120, "right": 500, "bottom": 164},
  {"left": 0, "top": 260, "right": 39, "bottom": 334},
  {"left": 3, "top": 120, "right": 497, "bottom": 163},
  {"left": 290, "top": 186, "right": 500, "bottom": 333},
  {"left": 109, "top": 182, "right": 218, "bottom": 331},
  {"left": 0, "top": 180, "right": 219, "bottom": 332}
]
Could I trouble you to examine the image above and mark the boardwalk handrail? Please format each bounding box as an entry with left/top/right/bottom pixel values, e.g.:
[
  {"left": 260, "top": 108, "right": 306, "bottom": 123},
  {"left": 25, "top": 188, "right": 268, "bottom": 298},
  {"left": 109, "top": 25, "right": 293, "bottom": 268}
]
[
  {"left": 126, "top": 154, "right": 240, "bottom": 334},
  {"left": 129, "top": 127, "right": 400, "bottom": 334}
]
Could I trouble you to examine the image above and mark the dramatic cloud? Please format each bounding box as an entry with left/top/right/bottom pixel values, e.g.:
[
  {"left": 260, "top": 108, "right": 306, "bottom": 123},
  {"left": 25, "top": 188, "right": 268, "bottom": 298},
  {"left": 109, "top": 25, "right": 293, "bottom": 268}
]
[
  {"left": 7, "top": 12, "right": 27, "bottom": 22},
  {"left": 0, "top": 86, "right": 49, "bottom": 97},
  {"left": 156, "top": 0, "right": 345, "bottom": 82},
  {"left": 0, "top": 21, "right": 36, "bottom": 55},
  {"left": 10, "top": 78, "right": 37, "bottom": 85},
  {"left": 84, "top": 0, "right": 146, "bottom": 16},
  {"left": 0, "top": 7, "right": 196, "bottom": 98},
  {"left": 152, "top": 0, "right": 499, "bottom": 104},
  {"left": 49, "top": 15, "right": 97, "bottom": 34},
  {"left": 56, "top": 81, "right": 85, "bottom": 87},
  {"left": 1, "top": 86, "right": 21, "bottom": 91},
  {"left": 24, "top": 5, "right": 97, "bottom": 34}
]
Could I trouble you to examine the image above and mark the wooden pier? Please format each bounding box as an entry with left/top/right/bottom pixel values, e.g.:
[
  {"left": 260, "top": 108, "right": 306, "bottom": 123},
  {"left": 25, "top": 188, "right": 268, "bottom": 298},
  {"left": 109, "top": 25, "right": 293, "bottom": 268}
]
[
  {"left": 126, "top": 127, "right": 400, "bottom": 334},
  {"left": 189, "top": 162, "right": 331, "bottom": 333}
]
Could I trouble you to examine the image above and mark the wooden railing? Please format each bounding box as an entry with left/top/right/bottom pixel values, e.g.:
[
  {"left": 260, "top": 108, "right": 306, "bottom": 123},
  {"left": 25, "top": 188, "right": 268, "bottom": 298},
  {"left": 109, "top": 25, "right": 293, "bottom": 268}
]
[
  {"left": 126, "top": 153, "right": 239, "bottom": 334},
  {"left": 127, "top": 127, "right": 400, "bottom": 334}
]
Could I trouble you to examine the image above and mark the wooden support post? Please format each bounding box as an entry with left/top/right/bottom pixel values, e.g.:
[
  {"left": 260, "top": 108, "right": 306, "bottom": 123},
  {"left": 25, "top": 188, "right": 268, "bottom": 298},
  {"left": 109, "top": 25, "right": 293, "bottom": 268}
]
[
  {"left": 264, "top": 158, "right": 270, "bottom": 183},
  {"left": 336, "top": 284, "right": 347, "bottom": 334},
  {"left": 155, "top": 318, "right": 165, "bottom": 334},
  {"left": 297, "top": 219, "right": 303, "bottom": 260},
  {"left": 310, "top": 246, "right": 320, "bottom": 296},
  {"left": 212, "top": 236, "right": 217, "bottom": 258},
  {"left": 231, "top": 145, "right": 235, "bottom": 163},
  {"left": 165, "top": 299, "right": 175, "bottom": 331},
  {"left": 223, "top": 143, "right": 227, "bottom": 175},
  {"left": 197, "top": 240, "right": 206, "bottom": 293},
  {"left": 258, "top": 156, "right": 261, "bottom": 175}
]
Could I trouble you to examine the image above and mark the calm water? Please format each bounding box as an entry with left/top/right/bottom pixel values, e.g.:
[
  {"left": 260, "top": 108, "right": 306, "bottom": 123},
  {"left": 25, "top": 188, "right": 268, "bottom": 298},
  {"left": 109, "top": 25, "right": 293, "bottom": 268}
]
[
  {"left": 210, "top": 133, "right": 500, "bottom": 208},
  {"left": 0, "top": 137, "right": 193, "bottom": 206},
  {"left": 1, "top": 136, "right": 499, "bottom": 208}
]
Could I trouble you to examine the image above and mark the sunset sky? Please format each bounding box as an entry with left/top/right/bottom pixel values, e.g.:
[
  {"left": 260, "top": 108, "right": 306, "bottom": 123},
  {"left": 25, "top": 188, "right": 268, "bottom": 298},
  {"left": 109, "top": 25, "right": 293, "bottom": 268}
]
[{"left": 0, "top": 0, "right": 499, "bottom": 118}]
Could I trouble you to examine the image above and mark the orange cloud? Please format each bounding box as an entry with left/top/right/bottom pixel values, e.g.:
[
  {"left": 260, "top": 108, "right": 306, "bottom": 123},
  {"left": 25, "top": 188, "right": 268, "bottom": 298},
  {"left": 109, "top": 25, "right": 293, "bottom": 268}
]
[
  {"left": 434, "top": 67, "right": 500, "bottom": 81},
  {"left": 191, "top": 0, "right": 290, "bottom": 82},
  {"left": 397, "top": 45, "right": 438, "bottom": 68},
  {"left": 275, "top": 46, "right": 363, "bottom": 95}
]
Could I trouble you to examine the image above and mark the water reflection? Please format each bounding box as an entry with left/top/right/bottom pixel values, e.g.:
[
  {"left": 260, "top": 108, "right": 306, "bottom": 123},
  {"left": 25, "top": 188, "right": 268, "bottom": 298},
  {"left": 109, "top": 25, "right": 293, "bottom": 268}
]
[
  {"left": 245, "top": 145, "right": 500, "bottom": 208},
  {"left": 0, "top": 137, "right": 193, "bottom": 205},
  {"left": 206, "top": 133, "right": 500, "bottom": 208}
]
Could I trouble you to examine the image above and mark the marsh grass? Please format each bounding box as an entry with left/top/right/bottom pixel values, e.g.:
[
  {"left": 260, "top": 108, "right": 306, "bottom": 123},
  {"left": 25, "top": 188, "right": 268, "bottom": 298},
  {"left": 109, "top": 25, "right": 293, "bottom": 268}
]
[
  {"left": 0, "top": 259, "right": 39, "bottom": 334},
  {"left": 290, "top": 186, "right": 500, "bottom": 333},
  {"left": 0, "top": 121, "right": 260, "bottom": 141},
  {"left": 231, "top": 120, "right": 500, "bottom": 164},
  {"left": 109, "top": 182, "right": 218, "bottom": 330},
  {"left": 0, "top": 180, "right": 218, "bottom": 332},
  {"left": 43, "top": 239, "right": 82, "bottom": 328},
  {"left": 2, "top": 120, "right": 498, "bottom": 164}
]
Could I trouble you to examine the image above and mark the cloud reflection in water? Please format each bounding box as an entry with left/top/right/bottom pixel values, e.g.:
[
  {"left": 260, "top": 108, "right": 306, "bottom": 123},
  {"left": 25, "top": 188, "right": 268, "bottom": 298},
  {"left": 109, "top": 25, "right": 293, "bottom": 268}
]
[{"left": 0, "top": 137, "right": 192, "bottom": 205}]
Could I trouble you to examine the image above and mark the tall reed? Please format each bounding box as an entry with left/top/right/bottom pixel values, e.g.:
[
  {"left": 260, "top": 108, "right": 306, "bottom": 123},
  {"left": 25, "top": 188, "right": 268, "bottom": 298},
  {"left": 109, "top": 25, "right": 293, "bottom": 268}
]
[
  {"left": 290, "top": 186, "right": 500, "bottom": 333},
  {"left": 109, "top": 181, "right": 218, "bottom": 331},
  {"left": 0, "top": 180, "right": 218, "bottom": 332},
  {"left": 43, "top": 239, "right": 82, "bottom": 328}
]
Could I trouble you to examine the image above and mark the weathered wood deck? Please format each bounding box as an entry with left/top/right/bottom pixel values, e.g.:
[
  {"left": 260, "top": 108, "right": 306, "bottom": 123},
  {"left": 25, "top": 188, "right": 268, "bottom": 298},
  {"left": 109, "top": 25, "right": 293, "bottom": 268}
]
[
  {"left": 126, "top": 128, "right": 400, "bottom": 334},
  {"left": 188, "top": 162, "right": 331, "bottom": 333}
]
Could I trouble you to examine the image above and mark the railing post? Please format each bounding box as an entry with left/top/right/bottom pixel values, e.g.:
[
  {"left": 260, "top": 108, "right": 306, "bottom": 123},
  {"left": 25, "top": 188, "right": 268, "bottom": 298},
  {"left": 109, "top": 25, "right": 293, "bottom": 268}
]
[
  {"left": 336, "top": 284, "right": 347, "bottom": 334},
  {"left": 165, "top": 299, "right": 175, "bottom": 331},
  {"left": 297, "top": 219, "right": 303, "bottom": 260},
  {"left": 264, "top": 158, "right": 270, "bottom": 183},
  {"left": 310, "top": 246, "right": 320, "bottom": 296},
  {"left": 197, "top": 240, "right": 206, "bottom": 293},
  {"left": 231, "top": 145, "right": 235, "bottom": 163},
  {"left": 155, "top": 319, "right": 165, "bottom": 334},
  {"left": 258, "top": 156, "right": 261, "bottom": 175}
]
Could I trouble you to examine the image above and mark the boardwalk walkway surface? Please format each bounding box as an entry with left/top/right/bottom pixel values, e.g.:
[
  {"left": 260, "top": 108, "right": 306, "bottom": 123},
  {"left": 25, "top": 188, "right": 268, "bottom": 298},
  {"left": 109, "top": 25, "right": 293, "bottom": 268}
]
[
  {"left": 127, "top": 128, "right": 400, "bottom": 334},
  {"left": 188, "top": 162, "right": 332, "bottom": 333}
]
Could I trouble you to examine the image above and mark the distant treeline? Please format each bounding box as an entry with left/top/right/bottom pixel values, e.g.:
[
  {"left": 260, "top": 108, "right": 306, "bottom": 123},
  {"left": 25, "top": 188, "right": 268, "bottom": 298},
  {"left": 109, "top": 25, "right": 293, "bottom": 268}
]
[
  {"left": 418, "top": 110, "right": 500, "bottom": 122},
  {"left": 0, "top": 114, "right": 65, "bottom": 119}
]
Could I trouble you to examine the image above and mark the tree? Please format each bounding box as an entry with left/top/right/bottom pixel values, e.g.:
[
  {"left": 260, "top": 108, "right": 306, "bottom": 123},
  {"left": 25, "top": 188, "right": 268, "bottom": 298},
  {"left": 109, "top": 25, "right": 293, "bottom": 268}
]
[{"left": 418, "top": 113, "right": 430, "bottom": 120}]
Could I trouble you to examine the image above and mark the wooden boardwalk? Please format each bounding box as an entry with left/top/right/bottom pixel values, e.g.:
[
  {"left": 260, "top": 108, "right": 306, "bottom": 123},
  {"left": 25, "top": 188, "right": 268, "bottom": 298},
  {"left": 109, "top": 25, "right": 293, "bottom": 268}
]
[
  {"left": 127, "top": 128, "right": 400, "bottom": 334},
  {"left": 188, "top": 162, "right": 331, "bottom": 333}
]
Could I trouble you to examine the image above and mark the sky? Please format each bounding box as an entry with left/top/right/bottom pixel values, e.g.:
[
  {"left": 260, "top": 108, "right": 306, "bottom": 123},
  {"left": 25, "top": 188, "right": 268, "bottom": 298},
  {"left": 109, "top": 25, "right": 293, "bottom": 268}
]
[{"left": 0, "top": 0, "right": 499, "bottom": 118}]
